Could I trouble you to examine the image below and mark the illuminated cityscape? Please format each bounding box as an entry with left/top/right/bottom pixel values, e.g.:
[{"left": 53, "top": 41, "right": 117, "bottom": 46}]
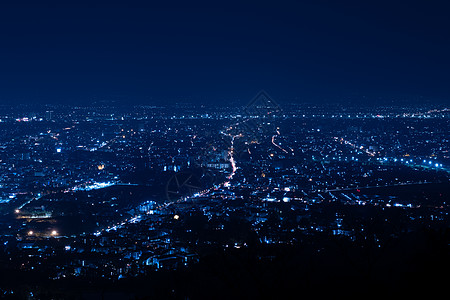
[
  {"left": 0, "top": 100, "right": 448, "bottom": 298},
  {"left": 1, "top": 1, "right": 450, "bottom": 299}
]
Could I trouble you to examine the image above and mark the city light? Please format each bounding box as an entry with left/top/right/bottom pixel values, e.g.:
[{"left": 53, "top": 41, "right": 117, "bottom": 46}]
[
  {"left": 0, "top": 1, "right": 449, "bottom": 296},
  {"left": 0, "top": 99, "right": 448, "bottom": 295}
]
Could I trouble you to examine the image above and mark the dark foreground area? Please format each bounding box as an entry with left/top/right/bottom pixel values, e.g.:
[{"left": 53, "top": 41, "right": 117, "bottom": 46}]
[{"left": 1, "top": 225, "right": 448, "bottom": 300}]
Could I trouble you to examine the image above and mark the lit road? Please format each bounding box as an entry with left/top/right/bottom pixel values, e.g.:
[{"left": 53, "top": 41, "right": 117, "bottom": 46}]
[
  {"left": 325, "top": 180, "right": 437, "bottom": 193},
  {"left": 228, "top": 135, "right": 238, "bottom": 179},
  {"left": 271, "top": 129, "right": 289, "bottom": 154}
]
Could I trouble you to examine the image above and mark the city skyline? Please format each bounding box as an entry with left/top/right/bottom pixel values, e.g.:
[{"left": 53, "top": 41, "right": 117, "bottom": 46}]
[
  {"left": 0, "top": 100, "right": 448, "bottom": 298},
  {"left": 0, "top": 1, "right": 449, "bottom": 298}
]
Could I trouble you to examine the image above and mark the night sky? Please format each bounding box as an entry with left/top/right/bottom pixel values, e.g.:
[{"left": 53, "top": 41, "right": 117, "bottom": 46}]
[{"left": 1, "top": 1, "right": 450, "bottom": 104}]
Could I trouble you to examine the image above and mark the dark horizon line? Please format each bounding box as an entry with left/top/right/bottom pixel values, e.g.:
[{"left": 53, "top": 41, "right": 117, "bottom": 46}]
[
  {"left": 0, "top": 100, "right": 448, "bottom": 109},
  {"left": 0, "top": 93, "right": 449, "bottom": 106}
]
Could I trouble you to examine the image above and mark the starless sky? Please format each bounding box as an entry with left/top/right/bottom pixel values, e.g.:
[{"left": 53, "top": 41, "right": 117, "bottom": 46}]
[{"left": 0, "top": 0, "right": 450, "bottom": 104}]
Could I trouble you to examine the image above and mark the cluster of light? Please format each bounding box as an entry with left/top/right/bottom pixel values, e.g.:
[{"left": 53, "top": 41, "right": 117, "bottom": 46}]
[
  {"left": 73, "top": 181, "right": 115, "bottom": 191},
  {"left": 27, "top": 230, "right": 58, "bottom": 236},
  {"left": 379, "top": 157, "right": 444, "bottom": 169},
  {"left": 15, "top": 117, "right": 30, "bottom": 122}
]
